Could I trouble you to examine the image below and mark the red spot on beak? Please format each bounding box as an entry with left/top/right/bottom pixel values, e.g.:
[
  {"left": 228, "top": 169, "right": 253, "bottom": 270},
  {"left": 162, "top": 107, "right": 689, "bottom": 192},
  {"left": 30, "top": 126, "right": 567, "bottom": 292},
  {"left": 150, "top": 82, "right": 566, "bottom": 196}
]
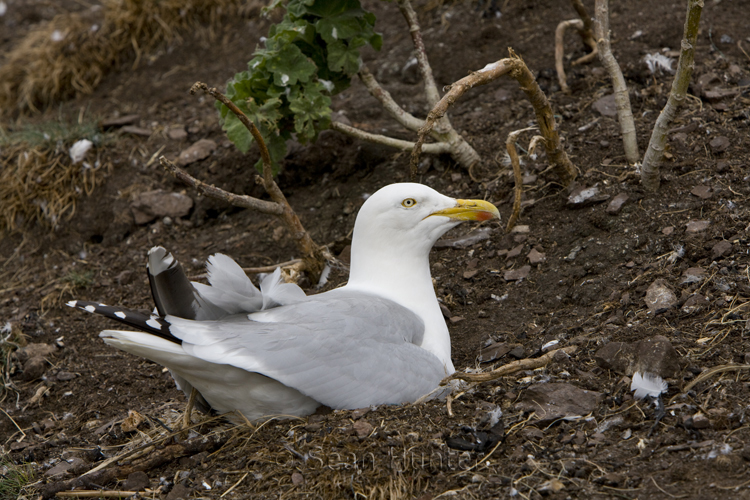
[{"left": 476, "top": 211, "right": 493, "bottom": 221}]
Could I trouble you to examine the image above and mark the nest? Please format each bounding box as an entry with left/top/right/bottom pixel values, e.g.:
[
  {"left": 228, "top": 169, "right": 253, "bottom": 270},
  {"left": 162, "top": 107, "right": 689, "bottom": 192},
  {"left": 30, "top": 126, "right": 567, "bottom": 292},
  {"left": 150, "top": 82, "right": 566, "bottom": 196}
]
[{"left": 0, "top": 0, "right": 247, "bottom": 115}]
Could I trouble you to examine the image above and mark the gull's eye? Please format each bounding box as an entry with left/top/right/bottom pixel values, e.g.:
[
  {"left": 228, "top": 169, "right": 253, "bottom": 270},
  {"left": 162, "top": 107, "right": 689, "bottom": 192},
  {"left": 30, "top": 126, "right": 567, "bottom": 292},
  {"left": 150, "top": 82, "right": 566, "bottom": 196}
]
[{"left": 401, "top": 198, "right": 417, "bottom": 208}]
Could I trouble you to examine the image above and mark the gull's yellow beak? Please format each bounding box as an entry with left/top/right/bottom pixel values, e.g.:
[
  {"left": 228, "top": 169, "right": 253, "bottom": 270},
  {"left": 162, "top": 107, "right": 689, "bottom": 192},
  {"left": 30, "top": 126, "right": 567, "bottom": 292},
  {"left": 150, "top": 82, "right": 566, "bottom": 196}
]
[{"left": 428, "top": 199, "right": 500, "bottom": 222}]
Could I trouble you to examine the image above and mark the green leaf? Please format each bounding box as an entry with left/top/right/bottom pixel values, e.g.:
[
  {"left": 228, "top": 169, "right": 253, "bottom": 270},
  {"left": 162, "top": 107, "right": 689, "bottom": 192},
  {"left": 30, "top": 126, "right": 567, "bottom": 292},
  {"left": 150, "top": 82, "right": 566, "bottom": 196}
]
[
  {"left": 266, "top": 44, "right": 317, "bottom": 86},
  {"left": 288, "top": 83, "right": 332, "bottom": 142},
  {"left": 326, "top": 39, "right": 364, "bottom": 75}
]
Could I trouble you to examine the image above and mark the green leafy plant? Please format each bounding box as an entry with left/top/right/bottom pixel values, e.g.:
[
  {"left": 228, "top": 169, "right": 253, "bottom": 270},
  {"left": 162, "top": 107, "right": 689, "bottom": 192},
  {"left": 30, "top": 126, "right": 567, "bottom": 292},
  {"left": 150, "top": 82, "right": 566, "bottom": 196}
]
[{"left": 219, "top": 0, "right": 382, "bottom": 171}]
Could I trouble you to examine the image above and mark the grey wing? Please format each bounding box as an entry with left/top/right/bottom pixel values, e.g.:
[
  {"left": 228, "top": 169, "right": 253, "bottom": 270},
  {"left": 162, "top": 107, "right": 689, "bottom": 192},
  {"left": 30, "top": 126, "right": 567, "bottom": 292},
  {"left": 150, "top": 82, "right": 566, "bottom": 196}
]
[{"left": 165, "top": 292, "right": 446, "bottom": 409}]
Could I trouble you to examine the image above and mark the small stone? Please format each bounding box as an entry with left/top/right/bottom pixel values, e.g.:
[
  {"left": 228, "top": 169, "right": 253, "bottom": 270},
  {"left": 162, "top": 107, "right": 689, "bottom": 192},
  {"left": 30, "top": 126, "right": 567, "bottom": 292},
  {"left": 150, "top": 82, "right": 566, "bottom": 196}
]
[
  {"left": 593, "top": 94, "right": 618, "bottom": 117},
  {"left": 121, "top": 125, "right": 152, "bottom": 136},
  {"left": 463, "top": 269, "right": 478, "bottom": 279},
  {"left": 504, "top": 265, "right": 531, "bottom": 281},
  {"left": 353, "top": 420, "right": 374, "bottom": 438},
  {"left": 711, "top": 240, "right": 732, "bottom": 260},
  {"left": 291, "top": 472, "right": 305, "bottom": 486},
  {"left": 682, "top": 294, "right": 709, "bottom": 314},
  {"left": 709, "top": 136, "right": 731, "bottom": 153},
  {"left": 351, "top": 408, "right": 371, "bottom": 420},
  {"left": 56, "top": 371, "right": 76, "bottom": 381},
  {"left": 166, "top": 483, "right": 192, "bottom": 500},
  {"left": 176, "top": 139, "right": 217, "bottom": 167},
  {"left": 451, "top": 173, "right": 462, "bottom": 182},
  {"left": 22, "top": 356, "right": 48, "bottom": 381},
  {"left": 508, "top": 346, "right": 526, "bottom": 359},
  {"left": 594, "top": 336, "right": 682, "bottom": 378},
  {"left": 479, "top": 342, "right": 514, "bottom": 363},
  {"left": 686, "top": 220, "right": 710, "bottom": 233},
  {"left": 131, "top": 190, "right": 194, "bottom": 225},
  {"left": 692, "top": 412, "right": 710, "bottom": 429},
  {"left": 690, "top": 185, "right": 713, "bottom": 199},
  {"left": 439, "top": 303, "right": 451, "bottom": 318},
  {"left": 662, "top": 226, "right": 675, "bottom": 235},
  {"left": 168, "top": 127, "right": 188, "bottom": 140},
  {"left": 507, "top": 244, "right": 524, "bottom": 259},
  {"left": 45, "top": 461, "right": 73, "bottom": 477},
  {"left": 123, "top": 471, "right": 150, "bottom": 491},
  {"left": 567, "top": 186, "right": 609, "bottom": 207},
  {"left": 644, "top": 279, "right": 677, "bottom": 314},
  {"left": 450, "top": 316, "right": 465, "bottom": 324},
  {"left": 527, "top": 248, "right": 546, "bottom": 264},
  {"left": 522, "top": 174, "right": 537, "bottom": 185},
  {"left": 515, "top": 383, "right": 604, "bottom": 424},
  {"left": 681, "top": 267, "right": 706, "bottom": 284},
  {"left": 606, "top": 193, "right": 629, "bottom": 214}
]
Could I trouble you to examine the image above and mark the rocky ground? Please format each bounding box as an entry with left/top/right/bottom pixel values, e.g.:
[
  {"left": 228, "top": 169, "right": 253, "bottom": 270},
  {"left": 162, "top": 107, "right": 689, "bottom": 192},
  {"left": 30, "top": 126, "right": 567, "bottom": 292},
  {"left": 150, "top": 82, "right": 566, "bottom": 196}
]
[{"left": 2, "top": 0, "right": 750, "bottom": 498}]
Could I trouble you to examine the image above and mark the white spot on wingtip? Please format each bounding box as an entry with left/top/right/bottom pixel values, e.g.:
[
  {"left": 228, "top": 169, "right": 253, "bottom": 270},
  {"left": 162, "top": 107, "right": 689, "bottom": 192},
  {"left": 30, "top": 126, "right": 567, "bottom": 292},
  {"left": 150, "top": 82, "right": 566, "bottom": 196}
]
[
  {"left": 66, "top": 300, "right": 77, "bottom": 308},
  {"left": 114, "top": 311, "right": 127, "bottom": 319},
  {"left": 146, "top": 318, "right": 161, "bottom": 329},
  {"left": 84, "top": 305, "right": 96, "bottom": 313}
]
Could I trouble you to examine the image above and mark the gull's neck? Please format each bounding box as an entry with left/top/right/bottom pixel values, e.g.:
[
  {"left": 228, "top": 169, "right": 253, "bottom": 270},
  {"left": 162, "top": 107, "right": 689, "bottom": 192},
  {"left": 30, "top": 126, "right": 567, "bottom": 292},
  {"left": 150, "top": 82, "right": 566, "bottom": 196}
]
[{"left": 345, "top": 238, "right": 455, "bottom": 374}]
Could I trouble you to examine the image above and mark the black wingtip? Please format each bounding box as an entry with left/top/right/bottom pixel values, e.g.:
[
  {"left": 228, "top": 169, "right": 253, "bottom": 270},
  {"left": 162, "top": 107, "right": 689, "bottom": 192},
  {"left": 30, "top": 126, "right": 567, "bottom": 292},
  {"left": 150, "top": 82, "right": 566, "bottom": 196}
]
[{"left": 68, "top": 300, "right": 180, "bottom": 344}]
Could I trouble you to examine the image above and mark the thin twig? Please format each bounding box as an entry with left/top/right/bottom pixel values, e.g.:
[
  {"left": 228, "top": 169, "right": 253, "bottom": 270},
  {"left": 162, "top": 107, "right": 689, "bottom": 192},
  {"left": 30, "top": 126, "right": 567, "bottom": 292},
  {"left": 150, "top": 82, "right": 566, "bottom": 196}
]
[
  {"left": 442, "top": 346, "right": 577, "bottom": 384},
  {"left": 555, "top": 19, "right": 585, "bottom": 93},
  {"left": 570, "top": 0, "right": 598, "bottom": 65},
  {"left": 160, "top": 157, "right": 282, "bottom": 215},
  {"left": 594, "top": 0, "right": 640, "bottom": 164},
  {"left": 641, "top": 0, "right": 703, "bottom": 190},
  {"left": 330, "top": 121, "right": 451, "bottom": 154},
  {"left": 55, "top": 491, "right": 139, "bottom": 498},
  {"left": 504, "top": 127, "right": 537, "bottom": 231}
]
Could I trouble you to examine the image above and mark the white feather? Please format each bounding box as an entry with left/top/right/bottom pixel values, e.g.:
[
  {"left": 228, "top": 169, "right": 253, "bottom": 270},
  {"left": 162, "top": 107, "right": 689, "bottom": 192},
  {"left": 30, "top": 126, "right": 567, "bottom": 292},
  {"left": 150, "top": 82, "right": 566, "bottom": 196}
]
[{"left": 630, "top": 372, "right": 668, "bottom": 399}]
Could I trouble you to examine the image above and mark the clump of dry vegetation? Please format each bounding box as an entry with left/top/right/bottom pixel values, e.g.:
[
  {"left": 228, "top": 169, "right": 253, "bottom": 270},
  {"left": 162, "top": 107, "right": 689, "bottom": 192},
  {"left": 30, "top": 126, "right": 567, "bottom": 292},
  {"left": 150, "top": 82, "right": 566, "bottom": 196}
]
[
  {"left": 0, "top": 119, "right": 108, "bottom": 231},
  {"left": 0, "top": 0, "right": 246, "bottom": 115}
]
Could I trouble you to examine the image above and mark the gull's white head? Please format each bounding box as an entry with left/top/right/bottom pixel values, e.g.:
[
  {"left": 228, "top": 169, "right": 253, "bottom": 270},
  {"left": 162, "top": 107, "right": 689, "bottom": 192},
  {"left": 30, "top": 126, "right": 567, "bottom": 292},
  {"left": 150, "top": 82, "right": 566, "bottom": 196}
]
[
  {"left": 348, "top": 182, "right": 499, "bottom": 287},
  {"left": 352, "top": 182, "right": 499, "bottom": 255}
]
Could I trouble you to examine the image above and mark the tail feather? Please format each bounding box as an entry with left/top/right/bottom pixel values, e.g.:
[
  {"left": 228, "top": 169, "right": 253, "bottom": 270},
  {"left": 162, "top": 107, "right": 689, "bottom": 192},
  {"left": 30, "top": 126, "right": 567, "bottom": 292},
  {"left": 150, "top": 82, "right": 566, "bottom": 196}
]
[{"left": 66, "top": 300, "right": 178, "bottom": 344}]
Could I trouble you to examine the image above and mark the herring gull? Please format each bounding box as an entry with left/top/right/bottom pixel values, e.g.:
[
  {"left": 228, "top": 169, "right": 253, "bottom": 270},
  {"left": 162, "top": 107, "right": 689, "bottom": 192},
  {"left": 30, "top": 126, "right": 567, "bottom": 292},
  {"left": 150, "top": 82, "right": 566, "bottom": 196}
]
[{"left": 68, "top": 183, "right": 499, "bottom": 421}]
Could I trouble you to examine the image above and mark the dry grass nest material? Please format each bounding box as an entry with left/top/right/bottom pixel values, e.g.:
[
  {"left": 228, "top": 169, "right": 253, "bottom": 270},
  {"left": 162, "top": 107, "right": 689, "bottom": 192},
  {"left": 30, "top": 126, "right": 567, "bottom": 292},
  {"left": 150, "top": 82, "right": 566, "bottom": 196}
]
[{"left": 0, "top": 0, "right": 247, "bottom": 115}]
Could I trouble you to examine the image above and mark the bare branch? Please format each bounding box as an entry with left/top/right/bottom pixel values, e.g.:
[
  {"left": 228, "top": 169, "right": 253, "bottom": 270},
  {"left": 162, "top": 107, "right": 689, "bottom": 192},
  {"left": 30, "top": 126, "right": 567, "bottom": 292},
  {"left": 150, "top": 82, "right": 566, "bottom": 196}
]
[
  {"left": 594, "top": 0, "right": 640, "bottom": 164},
  {"left": 330, "top": 120, "right": 451, "bottom": 154},
  {"left": 358, "top": 64, "right": 425, "bottom": 132},
  {"left": 641, "top": 0, "right": 703, "bottom": 191},
  {"left": 504, "top": 128, "right": 537, "bottom": 232},
  {"left": 442, "top": 346, "right": 578, "bottom": 384},
  {"left": 570, "top": 0, "right": 598, "bottom": 65},
  {"left": 397, "top": 0, "right": 441, "bottom": 107},
  {"left": 410, "top": 52, "right": 577, "bottom": 186},
  {"left": 555, "top": 19, "right": 584, "bottom": 93},
  {"left": 160, "top": 156, "right": 283, "bottom": 215}
]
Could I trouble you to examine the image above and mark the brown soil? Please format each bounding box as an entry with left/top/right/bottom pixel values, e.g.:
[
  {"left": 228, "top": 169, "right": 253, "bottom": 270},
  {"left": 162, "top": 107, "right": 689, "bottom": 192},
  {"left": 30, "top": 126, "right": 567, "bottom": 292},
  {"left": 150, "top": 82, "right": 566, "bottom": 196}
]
[{"left": 2, "top": 0, "right": 750, "bottom": 498}]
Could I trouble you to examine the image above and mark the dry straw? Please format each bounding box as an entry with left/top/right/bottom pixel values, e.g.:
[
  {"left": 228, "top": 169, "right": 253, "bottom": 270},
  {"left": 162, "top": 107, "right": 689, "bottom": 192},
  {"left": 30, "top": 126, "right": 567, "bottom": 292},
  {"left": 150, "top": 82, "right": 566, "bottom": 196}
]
[{"left": 0, "top": 0, "right": 245, "bottom": 115}]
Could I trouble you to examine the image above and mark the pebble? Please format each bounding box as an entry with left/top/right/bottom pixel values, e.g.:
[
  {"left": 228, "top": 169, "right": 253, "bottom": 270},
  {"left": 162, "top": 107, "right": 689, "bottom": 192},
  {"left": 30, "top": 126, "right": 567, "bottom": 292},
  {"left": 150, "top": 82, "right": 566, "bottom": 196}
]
[
  {"left": 353, "top": 420, "right": 374, "bottom": 438},
  {"left": 504, "top": 265, "right": 530, "bottom": 281},
  {"left": 711, "top": 240, "right": 733, "bottom": 260},
  {"left": 22, "top": 356, "right": 48, "bottom": 381},
  {"left": 686, "top": 219, "right": 710, "bottom": 233},
  {"left": 606, "top": 193, "right": 629, "bottom": 214},
  {"left": 681, "top": 294, "right": 709, "bottom": 314},
  {"left": 645, "top": 279, "right": 677, "bottom": 314},
  {"left": 479, "top": 342, "right": 515, "bottom": 363},
  {"left": 709, "top": 136, "right": 731, "bottom": 153},
  {"left": 515, "top": 383, "right": 603, "bottom": 424},
  {"left": 168, "top": 126, "right": 188, "bottom": 140},
  {"left": 166, "top": 483, "right": 192, "bottom": 500},
  {"left": 594, "top": 335, "right": 682, "bottom": 378},
  {"left": 593, "top": 94, "right": 617, "bottom": 117},
  {"left": 176, "top": 139, "right": 217, "bottom": 166},
  {"left": 123, "top": 471, "right": 150, "bottom": 491},
  {"left": 690, "top": 185, "right": 713, "bottom": 199},
  {"left": 527, "top": 248, "right": 546, "bottom": 264},
  {"left": 291, "top": 471, "right": 305, "bottom": 486},
  {"left": 130, "top": 190, "right": 194, "bottom": 225},
  {"left": 662, "top": 226, "right": 675, "bottom": 235}
]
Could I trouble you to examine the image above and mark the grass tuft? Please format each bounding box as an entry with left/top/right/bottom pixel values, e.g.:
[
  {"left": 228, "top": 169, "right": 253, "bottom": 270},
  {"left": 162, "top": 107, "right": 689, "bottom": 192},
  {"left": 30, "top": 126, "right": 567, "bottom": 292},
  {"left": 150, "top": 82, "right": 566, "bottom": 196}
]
[{"left": 0, "top": 459, "right": 34, "bottom": 500}]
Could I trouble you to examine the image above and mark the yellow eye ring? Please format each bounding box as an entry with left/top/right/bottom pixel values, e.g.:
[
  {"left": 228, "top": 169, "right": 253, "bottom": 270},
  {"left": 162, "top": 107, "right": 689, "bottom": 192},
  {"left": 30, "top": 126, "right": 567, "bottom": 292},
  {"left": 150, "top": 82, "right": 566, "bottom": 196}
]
[{"left": 402, "top": 198, "right": 417, "bottom": 208}]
